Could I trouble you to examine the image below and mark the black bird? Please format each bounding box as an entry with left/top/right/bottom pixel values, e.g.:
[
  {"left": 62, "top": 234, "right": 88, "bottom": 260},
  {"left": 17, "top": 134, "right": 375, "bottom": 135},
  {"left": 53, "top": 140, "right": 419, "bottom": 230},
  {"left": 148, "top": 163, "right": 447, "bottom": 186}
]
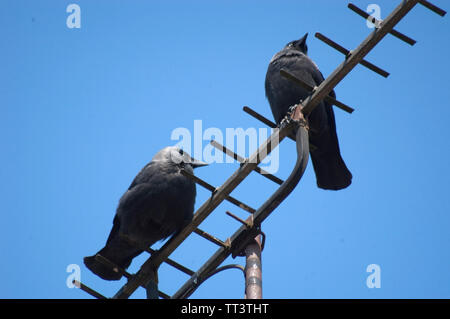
[
  {"left": 84, "top": 146, "right": 207, "bottom": 280},
  {"left": 265, "top": 33, "right": 352, "bottom": 190}
]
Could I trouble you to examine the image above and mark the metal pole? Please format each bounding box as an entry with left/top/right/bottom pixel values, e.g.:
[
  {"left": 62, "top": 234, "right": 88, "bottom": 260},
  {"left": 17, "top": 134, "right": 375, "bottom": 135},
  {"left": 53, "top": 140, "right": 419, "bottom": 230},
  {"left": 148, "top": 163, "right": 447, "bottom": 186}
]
[
  {"left": 145, "top": 268, "right": 159, "bottom": 299},
  {"left": 244, "top": 235, "right": 262, "bottom": 299}
]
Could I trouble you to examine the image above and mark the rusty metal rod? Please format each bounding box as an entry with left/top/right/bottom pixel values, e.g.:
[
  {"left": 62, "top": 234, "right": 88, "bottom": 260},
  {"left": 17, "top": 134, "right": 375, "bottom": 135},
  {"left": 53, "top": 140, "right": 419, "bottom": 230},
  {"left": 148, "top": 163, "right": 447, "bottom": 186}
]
[
  {"left": 315, "top": 32, "right": 390, "bottom": 78},
  {"left": 242, "top": 105, "right": 318, "bottom": 135},
  {"left": 279, "top": 69, "right": 355, "bottom": 113},
  {"left": 242, "top": 106, "right": 318, "bottom": 151},
  {"left": 147, "top": 247, "right": 195, "bottom": 276},
  {"left": 95, "top": 252, "right": 167, "bottom": 298},
  {"left": 243, "top": 106, "right": 278, "bottom": 129},
  {"left": 348, "top": 3, "right": 416, "bottom": 46},
  {"left": 73, "top": 280, "right": 107, "bottom": 299},
  {"left": 159, "top": 291, "right": 171, "bottom": 299},
  {"left": 389, "top": 28, "right": 416, "bottom": 45},
  {"left": 418, "top": 0, "right": 446, "bottom": 16},
  {"left": 120, "top": 233, "right": 196, "bottom": 277},
  {"left": 193, "top": 228, "right": 230, "bottom": 249},
  {"left": 180, "top": 169, "right": 256, "bottom": 214},
  {"left": 243, "top": 106, "right": 297, "bottom": 142},
  {"left": 210, "top": 140, "right": 284, "bottom": 185},
  {"left": 226, "top": 211, "right": 253, "bottom": 228}
]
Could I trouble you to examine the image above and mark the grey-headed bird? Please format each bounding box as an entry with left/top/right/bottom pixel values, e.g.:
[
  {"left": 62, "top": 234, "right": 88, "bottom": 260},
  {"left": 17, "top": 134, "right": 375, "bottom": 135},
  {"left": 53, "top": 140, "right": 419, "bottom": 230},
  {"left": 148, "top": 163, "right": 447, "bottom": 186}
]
[{"left": 84, "top": 146, "right": 207, "bottom": 280}]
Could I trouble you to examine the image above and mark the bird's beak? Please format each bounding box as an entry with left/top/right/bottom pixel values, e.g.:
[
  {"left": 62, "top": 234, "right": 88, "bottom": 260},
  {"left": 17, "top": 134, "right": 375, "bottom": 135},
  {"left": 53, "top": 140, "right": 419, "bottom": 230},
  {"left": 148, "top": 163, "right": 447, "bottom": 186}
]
[
  {"left": 299, "top": 32, "right": 308, "bottom": 45},
  {"left": 189, "top": 157, "right": 209, "bottom": 168}
]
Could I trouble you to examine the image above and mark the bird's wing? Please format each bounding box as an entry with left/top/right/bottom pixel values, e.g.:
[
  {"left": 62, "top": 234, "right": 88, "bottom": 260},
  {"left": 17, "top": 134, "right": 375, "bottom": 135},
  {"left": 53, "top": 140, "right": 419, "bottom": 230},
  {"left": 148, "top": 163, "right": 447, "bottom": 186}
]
[
  {"left": 306, "top": 58, "right": 339, "bottom": 149},
  {"left": 105, "top": 214, "right": 121, "bottom": 245},
  {"left": 308, "top": 59, "right": 336, "bottom": 99},
  {"left": 119, "top": 180, "right": 193, "bottom": 242},
  {"left": 118, "top": 182, "right": 168, "bottom": 225},
  {"left": 127, "top": 162, "right": 159, "bottom": 190}
]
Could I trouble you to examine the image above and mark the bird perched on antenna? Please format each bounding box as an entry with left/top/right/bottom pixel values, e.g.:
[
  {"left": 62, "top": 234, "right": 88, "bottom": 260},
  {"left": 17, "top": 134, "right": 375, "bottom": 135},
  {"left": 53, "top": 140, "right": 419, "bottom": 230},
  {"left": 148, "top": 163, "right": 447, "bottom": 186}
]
[
  {"left": 265, "top": 33, "right": 352, "bottom": 190},
  {"left": 84, "top": 146, "right": 207, "bottom": 280}
]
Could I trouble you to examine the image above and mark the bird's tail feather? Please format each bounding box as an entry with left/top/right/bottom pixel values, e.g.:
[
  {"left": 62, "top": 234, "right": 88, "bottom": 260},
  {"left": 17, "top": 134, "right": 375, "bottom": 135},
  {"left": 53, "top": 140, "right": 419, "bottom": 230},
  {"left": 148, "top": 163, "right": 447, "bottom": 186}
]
[
  {"left": 310, "top": 149, "right": 352, "bottom": 190},
  {"left": 84, "top": 238, "right": 142, "bottom": 281}
]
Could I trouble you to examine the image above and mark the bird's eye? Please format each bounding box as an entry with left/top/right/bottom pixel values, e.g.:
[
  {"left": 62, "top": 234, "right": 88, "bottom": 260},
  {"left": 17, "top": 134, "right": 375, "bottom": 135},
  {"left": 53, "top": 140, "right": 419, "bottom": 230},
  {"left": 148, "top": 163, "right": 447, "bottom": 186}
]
[{"left": 179, "top": 149, "right": 184, "bottom": 155}]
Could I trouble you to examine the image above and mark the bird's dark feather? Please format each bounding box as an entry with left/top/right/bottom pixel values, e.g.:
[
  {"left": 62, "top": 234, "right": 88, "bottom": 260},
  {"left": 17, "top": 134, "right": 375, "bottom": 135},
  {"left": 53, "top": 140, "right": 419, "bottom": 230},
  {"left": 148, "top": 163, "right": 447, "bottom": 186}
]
[
  {"left": 265, "top": 42, "right": 352, "bottom": 190},
  {"left": 84, "top": 147, "right": 198, "bottom": 280}
]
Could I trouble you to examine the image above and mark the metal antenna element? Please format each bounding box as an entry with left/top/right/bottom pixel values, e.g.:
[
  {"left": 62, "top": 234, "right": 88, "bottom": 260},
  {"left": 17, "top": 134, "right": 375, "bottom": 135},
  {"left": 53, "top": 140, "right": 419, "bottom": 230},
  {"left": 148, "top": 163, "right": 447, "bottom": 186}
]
[
  {"left": 315, "top": 32, "right": 390, "bottom": 78},
  {"left": 348, "top": 3, "right": 417, "bottom": 46},
  {"left": 211, "top": 140, "right": 285, "bottom": 185},
  {"left": 280, "top": 69, "right": 354, "bottom": 113}
]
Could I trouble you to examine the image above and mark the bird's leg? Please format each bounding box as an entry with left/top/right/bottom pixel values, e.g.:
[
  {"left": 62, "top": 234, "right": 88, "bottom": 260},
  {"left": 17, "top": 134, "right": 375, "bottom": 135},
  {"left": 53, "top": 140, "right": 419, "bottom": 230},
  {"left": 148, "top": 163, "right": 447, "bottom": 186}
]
[{"left": 280, "top": 102, "right": 309, "bottom": 131}]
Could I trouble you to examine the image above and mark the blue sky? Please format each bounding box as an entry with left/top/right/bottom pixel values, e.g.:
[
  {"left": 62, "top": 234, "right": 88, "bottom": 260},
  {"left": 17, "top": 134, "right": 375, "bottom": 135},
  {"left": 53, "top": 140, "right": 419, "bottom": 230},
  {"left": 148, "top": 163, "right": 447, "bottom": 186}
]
[{"left": 1, "top": 0, "right": 449, "bottom": 299}]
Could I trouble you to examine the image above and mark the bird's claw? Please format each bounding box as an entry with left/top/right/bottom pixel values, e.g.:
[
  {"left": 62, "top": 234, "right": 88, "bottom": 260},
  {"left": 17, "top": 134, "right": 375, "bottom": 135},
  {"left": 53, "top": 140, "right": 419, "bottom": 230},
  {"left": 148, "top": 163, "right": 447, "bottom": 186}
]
[
  {"left": 279, "top": 105, "right": 297, "bottom": 128},
  {"left": 280, "top": 103, "right": 308, "bottom": 130}
]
